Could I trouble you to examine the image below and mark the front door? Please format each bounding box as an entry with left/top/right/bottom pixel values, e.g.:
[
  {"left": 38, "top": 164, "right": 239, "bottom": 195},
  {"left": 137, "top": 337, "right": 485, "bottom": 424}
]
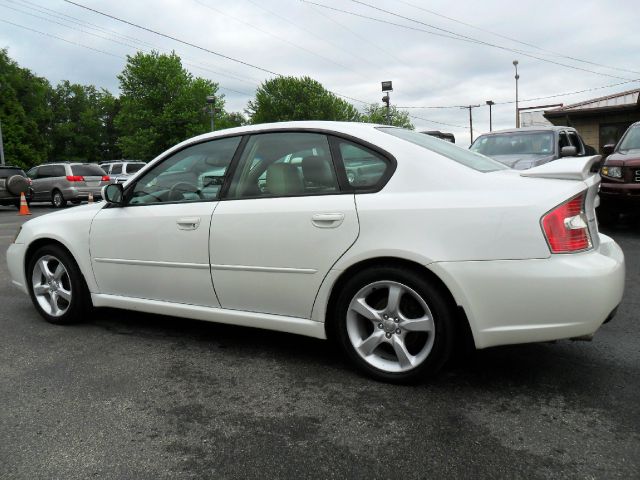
[
  {"left": 210, "top": 132, "right": 359, "bottom": 318},
  {"left": 90, "top": 135, "right": 242, "bottom": 306}
]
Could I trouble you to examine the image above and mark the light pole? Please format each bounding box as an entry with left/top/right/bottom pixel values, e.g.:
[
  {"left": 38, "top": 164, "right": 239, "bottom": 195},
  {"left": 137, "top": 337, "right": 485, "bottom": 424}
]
[
  {"left": 486, "top": 100, "right": 495, "bottom": 132},
  {"left": 0, "top": 82, "right": 4, "bottom": 165},
  {"left": 513, "top": 60, "right": 520, "bottom": 128},
  {"left": 462, "top": 105, "right": 477, "bottom": 144},
  {"left": 206, "top": 94, "right": 216, "bottom": 132},
  {"left": 381, "top": 81, "right": 393, "bottom": 125}
]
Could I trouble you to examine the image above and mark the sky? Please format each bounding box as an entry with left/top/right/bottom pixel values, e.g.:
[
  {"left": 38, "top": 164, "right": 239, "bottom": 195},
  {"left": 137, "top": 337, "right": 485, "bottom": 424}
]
[{"left": 1, "top": 0, "right": 639, "bottom": 146}]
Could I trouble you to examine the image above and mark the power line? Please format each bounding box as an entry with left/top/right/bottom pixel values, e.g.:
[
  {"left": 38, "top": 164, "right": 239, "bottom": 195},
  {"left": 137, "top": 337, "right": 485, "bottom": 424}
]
[
  {"left": 300, "top": 0, "right": 632, "bottom": 81},
  {"left": 62, "top": 0, "right": 281, "bottom": 77},
  {"left": 0, "top": 17, "right": 253, "bottom": 96},
  {"left": 396, "top": 0, "right": 640, "bottom": 76},
  {"left": 2, "top": 0, "right": 261, "bottom": 87}
]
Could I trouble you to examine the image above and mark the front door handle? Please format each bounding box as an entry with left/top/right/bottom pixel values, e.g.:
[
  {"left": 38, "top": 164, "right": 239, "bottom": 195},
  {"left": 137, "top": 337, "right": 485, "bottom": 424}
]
[
  {"left": 177, "top": 217, "right": 201, "bottom": 230},
  {"left": 311, "top": 213, "right": 345, "bottom": 228}
]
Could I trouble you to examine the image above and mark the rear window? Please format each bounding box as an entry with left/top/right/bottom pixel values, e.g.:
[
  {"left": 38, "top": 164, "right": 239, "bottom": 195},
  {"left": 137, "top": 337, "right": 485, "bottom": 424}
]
[
  {"left": 126, "top": 163, "right": 145, "bottom": 173},
  {"left": 71, "top": 164, "right": 106, "bottom": 176},
  {"left": 378, "top": 127, "right": 507, "bottom": 172},
  {"left": 0, "top": 167, "right": 25, "bottom": 178}
]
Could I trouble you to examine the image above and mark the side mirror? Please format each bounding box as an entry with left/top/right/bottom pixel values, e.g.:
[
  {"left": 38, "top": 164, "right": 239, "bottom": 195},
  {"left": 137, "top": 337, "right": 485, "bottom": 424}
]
[
  {"left": 602, "top": 144, "right": 615, "bottom": 155},
  {"left": 102, "top": 183, "right": 124, "bottom": 206},
  {"left": 560, "top": 146, "right": 577, "bottom": 157}
]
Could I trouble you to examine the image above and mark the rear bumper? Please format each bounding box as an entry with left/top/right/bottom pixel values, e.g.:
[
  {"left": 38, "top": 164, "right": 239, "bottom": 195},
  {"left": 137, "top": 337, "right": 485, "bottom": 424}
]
[
  {"left": 62, "top": 186, "right": 103, "bottom": 200},
  {"left": 429, "top": 234, "right": 625, "bottom": 349}
]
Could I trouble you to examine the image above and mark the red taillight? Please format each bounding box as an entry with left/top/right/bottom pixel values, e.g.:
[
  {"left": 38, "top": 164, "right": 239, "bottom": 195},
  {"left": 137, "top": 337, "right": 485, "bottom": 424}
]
[
  {"left": 102, "top": 175, "right": 110, "bottom": 181},
  {"left": 65, "top": 175, "right": 84, "bottom": 182},
  {"left": 541, "top": 193, "right": 591, "bottom": 253}
]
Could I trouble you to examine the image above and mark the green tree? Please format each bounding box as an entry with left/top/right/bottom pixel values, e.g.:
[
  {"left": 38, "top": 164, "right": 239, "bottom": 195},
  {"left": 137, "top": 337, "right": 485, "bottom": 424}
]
[
  {"left": 0, "top": 48, "right": 52, "bottom": 169},
  {"left": 246, "top": 76, "right": 361, "bottom": 124},
  {"left": 115, "top": 51, "right": 223, "bottom": 160},
  {"left": 360, "top": 104, "right": 414, "bottom": 129}
]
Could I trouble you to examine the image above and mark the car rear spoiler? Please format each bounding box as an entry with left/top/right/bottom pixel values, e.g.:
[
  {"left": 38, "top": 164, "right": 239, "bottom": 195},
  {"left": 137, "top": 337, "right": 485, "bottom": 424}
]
[{"left": 520, "top": 155, "right": 601, "bottom": 181}]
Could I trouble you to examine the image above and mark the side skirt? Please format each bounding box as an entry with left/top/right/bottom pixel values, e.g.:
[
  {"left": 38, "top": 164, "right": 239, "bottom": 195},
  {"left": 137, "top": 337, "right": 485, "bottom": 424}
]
[{"left": 90, "top": 293, "right": 327, "bottom": 339}]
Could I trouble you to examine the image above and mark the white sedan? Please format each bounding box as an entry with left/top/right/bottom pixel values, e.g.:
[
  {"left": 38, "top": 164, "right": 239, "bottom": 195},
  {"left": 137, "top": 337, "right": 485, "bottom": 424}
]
[{"left": 6, "top": 122, "right": 625, "bottom": 382}]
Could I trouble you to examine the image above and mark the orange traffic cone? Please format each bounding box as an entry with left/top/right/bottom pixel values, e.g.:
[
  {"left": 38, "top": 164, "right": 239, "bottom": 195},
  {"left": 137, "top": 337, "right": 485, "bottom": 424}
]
[
  {"left": 88, "top": 192, "right": 94, "bottom": 204},
  {"left": 17, "top": 192, "right": 31, "bottom": 216}
]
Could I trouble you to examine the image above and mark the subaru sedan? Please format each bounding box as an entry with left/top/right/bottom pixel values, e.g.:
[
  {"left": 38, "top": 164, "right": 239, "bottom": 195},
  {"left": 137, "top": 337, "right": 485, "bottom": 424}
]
[{"left": 6, "top": 122, "right": 624, "bottom": 383}]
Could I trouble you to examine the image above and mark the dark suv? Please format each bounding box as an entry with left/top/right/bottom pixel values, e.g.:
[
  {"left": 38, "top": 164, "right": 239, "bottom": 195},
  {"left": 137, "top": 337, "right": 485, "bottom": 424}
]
[
  {"left": 0, "top": 165, "right": 32, "bottom": 209},
  {"left": 598, "top": 121, "right": 640, "bottom": 223},
  {"left": 470, "top": 126, "right": 591, "bottom": 170}
]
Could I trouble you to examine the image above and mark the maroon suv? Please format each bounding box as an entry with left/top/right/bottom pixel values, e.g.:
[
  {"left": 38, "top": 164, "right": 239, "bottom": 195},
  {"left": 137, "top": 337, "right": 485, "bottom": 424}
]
[{"left": 598, "top": 121, "right": 640, "bottom": 223}]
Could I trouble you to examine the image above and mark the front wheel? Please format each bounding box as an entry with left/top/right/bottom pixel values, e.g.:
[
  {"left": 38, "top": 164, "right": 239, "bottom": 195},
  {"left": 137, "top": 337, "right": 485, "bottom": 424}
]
[
  {"left": 27, "top": 244, "right": 91, "bottom": 325},
  {"left": 333, "top": 266, "right": 454, "bottom": 383}
]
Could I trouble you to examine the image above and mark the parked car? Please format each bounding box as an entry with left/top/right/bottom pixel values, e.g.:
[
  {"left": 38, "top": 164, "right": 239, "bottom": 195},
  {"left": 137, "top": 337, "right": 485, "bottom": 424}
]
[
  {"left": 99, "top": 160, "right": 146, "bottom": 184},
  {"left": 0, "top": 165, "right": 32, "bottom": 208},
  {"left": 470, "top": 126, "right": 590, "bottom": 169},
  {"left": 598, "top": 121, "right": 640, "bottom": 223},
  {"left": 26, "top": 162, "right": 111, "bottom": 208},
  {"left": 7, "top": 122, "right": 624, "bottom": 383}
]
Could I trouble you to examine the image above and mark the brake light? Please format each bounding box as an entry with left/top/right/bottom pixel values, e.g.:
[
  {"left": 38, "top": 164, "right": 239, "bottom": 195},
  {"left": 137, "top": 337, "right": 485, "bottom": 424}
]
[
  {"left": 102, "top": 175, "right": 110, "bottom": 181},
  {"left": 65, "top": 175, "right": 84, "bottom": 182},
  {"left": 541, "top": 193, "right": 591, "bottom": 253}
]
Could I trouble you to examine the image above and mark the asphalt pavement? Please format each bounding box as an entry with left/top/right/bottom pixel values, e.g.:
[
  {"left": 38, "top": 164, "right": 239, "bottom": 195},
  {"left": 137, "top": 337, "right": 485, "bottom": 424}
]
[{"left": 0, "top": 203, "right": 638, "bottom": 479}]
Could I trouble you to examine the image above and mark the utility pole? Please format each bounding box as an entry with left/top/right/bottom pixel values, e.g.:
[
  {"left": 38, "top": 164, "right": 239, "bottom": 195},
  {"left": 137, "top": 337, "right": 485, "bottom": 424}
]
[
  {"left": 206, "top": 95, "right": 216, "bottom": 132},
  {"left": 462, "top": 105, "right": 479, "bottom": 144},
  {"left": 486, "top": 100, "right": 495, "bottom": 132},
  {"left": 381, "top": 81, "right": 393, "bottom": 125}
]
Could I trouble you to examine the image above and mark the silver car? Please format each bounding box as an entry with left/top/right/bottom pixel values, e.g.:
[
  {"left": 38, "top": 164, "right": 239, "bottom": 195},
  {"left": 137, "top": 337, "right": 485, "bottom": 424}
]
[
  {"left": 27, "top": 162, "right": 111, "bottom": 208},
  {"left": 99, "top": 160, "right": 146, "bottom": 184}
]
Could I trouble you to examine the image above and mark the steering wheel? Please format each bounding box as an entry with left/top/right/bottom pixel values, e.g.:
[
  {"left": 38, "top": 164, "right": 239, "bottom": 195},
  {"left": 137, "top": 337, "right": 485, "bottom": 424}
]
[{"left": 167, "top": 182, "right": 204, "bottom": 201}]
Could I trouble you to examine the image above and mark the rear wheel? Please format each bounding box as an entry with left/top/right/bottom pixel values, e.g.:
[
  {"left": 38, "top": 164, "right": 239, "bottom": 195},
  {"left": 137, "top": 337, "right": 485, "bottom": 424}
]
[
  {"left": 26, "top": 244, "right": 91, "bottom": 325},
  {"left": 333, "top": 266, "right": 454, "bottom": 383},
  {"left": 52, "top": 190, "right": 66, "bottom": 208}
]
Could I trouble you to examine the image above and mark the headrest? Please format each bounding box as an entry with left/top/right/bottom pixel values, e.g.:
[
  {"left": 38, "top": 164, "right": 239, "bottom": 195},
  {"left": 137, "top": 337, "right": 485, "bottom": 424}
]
[{"left": 266, "top": 163, "right": 303, "bottom": 195}]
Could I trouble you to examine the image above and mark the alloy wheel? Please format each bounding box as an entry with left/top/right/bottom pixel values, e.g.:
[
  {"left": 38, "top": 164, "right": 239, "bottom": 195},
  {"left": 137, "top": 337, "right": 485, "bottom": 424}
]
[
  {"left": 31, "top": 255, "right": 72, "bottom": 317},
  {"left": 346, "top": 280, "right": 435, "bottom": 373}
]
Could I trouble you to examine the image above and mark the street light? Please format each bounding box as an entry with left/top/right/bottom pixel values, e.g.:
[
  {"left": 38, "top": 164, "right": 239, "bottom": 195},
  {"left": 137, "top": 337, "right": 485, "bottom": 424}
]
[
  {"left": 486, "top": 100, "right": 495, "bottom": 132},
  {"left": 205, "top": 94, "right": 216, "bottom": 132},
  {"left": 513, "top": 60, "right": 520, "bottom": 128}
]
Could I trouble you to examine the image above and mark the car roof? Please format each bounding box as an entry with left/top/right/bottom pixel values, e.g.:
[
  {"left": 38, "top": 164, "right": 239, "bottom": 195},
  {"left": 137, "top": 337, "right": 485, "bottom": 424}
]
[{"left": 477, "top": 126, "right": 577, "bottom": 136}]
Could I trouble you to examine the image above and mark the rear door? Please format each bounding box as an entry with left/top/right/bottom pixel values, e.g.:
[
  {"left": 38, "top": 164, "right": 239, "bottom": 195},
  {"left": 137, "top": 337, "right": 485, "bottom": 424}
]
[{"left": 210, "top": 131, "right": 359, "bottom": 318}]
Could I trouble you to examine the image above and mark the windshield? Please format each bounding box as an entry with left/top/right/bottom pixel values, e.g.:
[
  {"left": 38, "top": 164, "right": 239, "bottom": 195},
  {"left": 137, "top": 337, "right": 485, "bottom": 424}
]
[
  {"left": 377, "top": 127, "right": 507, "bottom": 172},
  {"left": 470, "top": 132, "right": 554, "bottom": 156},
  {"left": 618, "top": 125, "right": 640, "bottom": 151}
]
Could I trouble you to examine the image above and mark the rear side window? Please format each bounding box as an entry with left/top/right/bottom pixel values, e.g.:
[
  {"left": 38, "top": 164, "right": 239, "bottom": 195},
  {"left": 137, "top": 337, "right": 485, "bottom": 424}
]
[
  {"left": 337, "top": 141, "right": 389, "bottom": 188},
  {"left": 71, "top": 164, "right": 106, "bottom": 176},
  {"left": 110, "top": 164, "right": 122, "bottom": 174}
]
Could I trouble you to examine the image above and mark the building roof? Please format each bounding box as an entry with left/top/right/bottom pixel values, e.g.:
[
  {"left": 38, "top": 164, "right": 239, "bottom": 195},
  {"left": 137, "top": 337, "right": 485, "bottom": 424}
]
[{"left": 545, "top": 88, "right": 640, "bottom": 117}]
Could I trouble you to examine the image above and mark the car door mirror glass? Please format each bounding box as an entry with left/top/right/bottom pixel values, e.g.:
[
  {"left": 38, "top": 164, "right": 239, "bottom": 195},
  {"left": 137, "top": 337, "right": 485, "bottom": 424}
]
[
  {"left": 602, "top": 144, "right": 615, "bottom": 155},
  {"left": 560, "top": 146, "right": 577, "bottom": 157},
  {"left": 103, "top": 183, "right": 124, "bottom": 206}
]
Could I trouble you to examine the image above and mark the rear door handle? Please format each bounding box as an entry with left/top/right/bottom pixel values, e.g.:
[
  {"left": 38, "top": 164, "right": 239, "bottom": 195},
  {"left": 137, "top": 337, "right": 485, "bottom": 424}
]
[
  {"left": 311, "top": 213, "right": 345, "bottom": 228},
  {"left": 177, "top": 217, "right": 201, "bottom": 230}
]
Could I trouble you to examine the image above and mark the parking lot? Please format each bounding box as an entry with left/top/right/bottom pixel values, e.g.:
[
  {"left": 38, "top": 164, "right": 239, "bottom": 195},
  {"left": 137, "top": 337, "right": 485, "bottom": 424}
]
[{"left": 0, "top": 204, "right": 638, "bottom": 479}]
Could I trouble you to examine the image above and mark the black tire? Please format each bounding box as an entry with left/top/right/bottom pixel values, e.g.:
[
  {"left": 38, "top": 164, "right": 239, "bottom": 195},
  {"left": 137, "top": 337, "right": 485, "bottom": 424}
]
[
  {"left": 26, "top": 244, "right": 91, "bottom": 325},
  {"left": 52, "top": 190, "right": 67, "bottom": 208},
  {"left": 332, "top": 265, "right": 454, "bottom": 383}
]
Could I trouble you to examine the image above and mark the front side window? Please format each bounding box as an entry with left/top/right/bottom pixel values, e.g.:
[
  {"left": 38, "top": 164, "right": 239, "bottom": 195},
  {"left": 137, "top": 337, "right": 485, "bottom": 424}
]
[
  {"left": 128, "top": 136, "right": 241, "bottom": 205},
  {"left": 567, "top": 132, "right": 584, "bottom": 155},
  {"left": 227, "top": 132, "right": 339, "bottom": 199}
]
